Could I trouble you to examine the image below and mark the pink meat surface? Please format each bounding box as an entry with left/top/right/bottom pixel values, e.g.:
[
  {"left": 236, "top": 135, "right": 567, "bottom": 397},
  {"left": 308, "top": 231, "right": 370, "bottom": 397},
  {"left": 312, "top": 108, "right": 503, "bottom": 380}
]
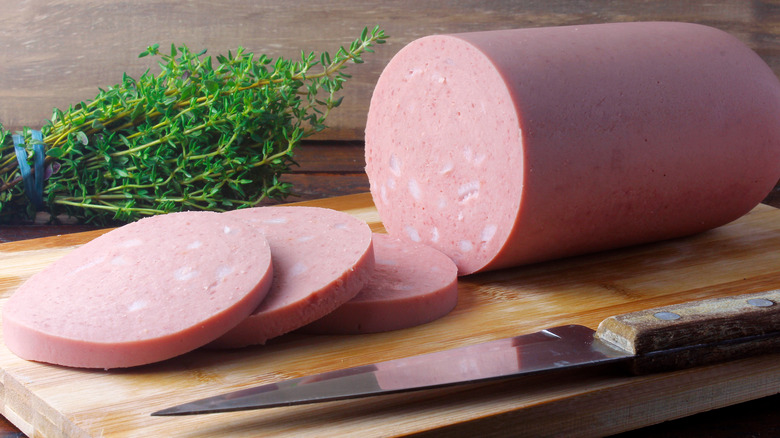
[
  {"left": 2, "top": 211, "right": 273, "bottom": 369},
  {"left": 301, "top": 233, "right": 458, "bottom": 334},
  {"left": 365, "top": 22, "right": 780, "bottom": 275},
  {"left": 211, "top": 206, "right": 375, "bottom": 347}
]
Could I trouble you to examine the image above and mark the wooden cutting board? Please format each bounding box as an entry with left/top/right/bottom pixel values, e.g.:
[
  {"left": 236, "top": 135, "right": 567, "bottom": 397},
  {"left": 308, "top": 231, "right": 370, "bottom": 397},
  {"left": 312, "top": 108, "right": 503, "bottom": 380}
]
[{"left": 1, "top": 193, "right": 779, "bottom": 438}]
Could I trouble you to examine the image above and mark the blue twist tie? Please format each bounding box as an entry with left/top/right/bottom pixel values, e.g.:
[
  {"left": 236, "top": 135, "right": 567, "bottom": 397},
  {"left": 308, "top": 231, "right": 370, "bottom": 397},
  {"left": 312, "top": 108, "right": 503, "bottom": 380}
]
[{"left": 11, "top": 130, "right": 45, "bottom": 210}]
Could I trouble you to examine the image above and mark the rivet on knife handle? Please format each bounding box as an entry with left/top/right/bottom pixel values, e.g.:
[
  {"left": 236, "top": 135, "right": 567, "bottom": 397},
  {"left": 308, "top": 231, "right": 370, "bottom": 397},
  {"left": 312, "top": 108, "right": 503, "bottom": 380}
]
[{"left": 595, "top": 290, "right": 780, "bottom": 374}]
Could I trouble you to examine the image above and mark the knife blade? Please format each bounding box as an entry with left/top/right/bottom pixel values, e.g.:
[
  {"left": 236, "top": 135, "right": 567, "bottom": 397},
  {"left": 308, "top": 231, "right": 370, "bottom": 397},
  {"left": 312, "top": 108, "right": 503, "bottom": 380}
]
[{"left": 152, "top": 290, "right": 780, "bottom": 416}]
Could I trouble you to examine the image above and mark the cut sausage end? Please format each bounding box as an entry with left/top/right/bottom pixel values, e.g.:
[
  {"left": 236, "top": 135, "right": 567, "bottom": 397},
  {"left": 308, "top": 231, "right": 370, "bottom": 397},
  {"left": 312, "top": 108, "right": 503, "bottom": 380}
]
[{"left": 366, "top": 34, "right": 524, "bottom": 275}]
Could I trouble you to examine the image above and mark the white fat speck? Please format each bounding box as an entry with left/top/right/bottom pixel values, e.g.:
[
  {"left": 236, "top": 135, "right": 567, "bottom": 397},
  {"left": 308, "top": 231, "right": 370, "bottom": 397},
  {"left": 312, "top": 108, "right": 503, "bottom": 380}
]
[
  {"left": 288, "top": 262, "right": 308, "bottom": 277},
  {"left": 405, "top": 226, "right": 421, "bottom": 242},
  {"left": 111, "top": 256, "right": 129, "bottom": 266},
  {"left": 431, "top": 227, "right": 440, "bottom": 243},
  {"left": 437, "top": 197, "right": 447, "bottom": 209},
  {"left": 216, "top": 265, "right": 234, "bottom": 280},
  {"left": 174, "top": 266, "right": 198, "bottom": 281},
  {"left": 73, "top": 255, "right": 106, "bottom": 274},
  {"left": 187, "top": 240, "right": 203, "bottom": 250},
  {"left": 462, "top": 148, "right": 474, "bottom": 162},
  {"left": 389, "top": 153, "right": 402, "bottom": 176},
  {"left": 223, "top": 226, "right": 233, "bottom": 234},
  {"left": 473, "top": 153, "right": 486, "bottom": 165},
  {"left": 438, "top": 162, "right": 453, "bottom": 175},
  {"left": 458, "top": 180, "right": 480, "bottom": 203},
  {"left": 459, "top": 240, "right": 473, "bottom": 252},
  {"left": 408, "top": 178, "right": 422, "bottom": 200},
  {"left": 430, "top": 72, "right": 446, "bottom": 84},
  {"left": 481, "top": 224, "right": 498, "bottom": 243},
  {"left": 380, "top": 184, "right": 389, "bottom": 205},
  {"left": 457, "top": 212, "right": 464, "bottom": 221},
  {"left": 297, "top": 235, "right": 315, "bottom": 243},
  {"left": 127, "top": 300, "right": 147, "bottom": 312},
  {"left": 121, "top": 238, "right": 143, "bottom": 248},
  {"left": 387, "top": 176, "right": 396, "bottom": 189},
  {"left": 376, "top": 257, "right": 398, "bottom": 266},
  {"left": 264, "top": 217, "right": 288, "bottom": 225},
  {"left": 334, "top": 223, "right": 348, "bottom": 230}
]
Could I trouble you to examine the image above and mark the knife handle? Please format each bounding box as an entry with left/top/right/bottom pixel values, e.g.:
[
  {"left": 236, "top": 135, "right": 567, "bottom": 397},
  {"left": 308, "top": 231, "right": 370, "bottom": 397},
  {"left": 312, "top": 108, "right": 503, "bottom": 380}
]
[{"left": 595, "top": 290, "right": 780, "bottom": 374}]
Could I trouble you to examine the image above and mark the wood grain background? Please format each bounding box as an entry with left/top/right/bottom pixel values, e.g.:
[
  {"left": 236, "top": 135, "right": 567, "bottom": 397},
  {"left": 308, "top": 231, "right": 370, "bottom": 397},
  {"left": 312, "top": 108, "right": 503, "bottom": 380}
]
[{"left": 1, "top": 0, "right": 779, "bottom": 139}]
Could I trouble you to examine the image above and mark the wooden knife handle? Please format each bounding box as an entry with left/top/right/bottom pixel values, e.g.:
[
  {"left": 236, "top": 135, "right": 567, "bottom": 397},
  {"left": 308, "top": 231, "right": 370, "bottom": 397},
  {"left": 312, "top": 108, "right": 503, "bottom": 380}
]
[{"left": 595, "top": 290, "right": 780, "bottom": 374}]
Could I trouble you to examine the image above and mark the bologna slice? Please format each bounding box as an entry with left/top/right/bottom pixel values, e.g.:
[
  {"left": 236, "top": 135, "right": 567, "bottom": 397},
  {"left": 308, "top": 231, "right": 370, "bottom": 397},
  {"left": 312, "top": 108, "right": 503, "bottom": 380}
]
[
  {"left": 301, "top": 233, "right": 458, "bottom": 334},
  {"left": 2, "top": 211, "right": 273, "bottom": 369},
  {"left": 365, "top": 22, "right": 780, "bottom": 275},
  {"left": 211, "top": 206, "right": 374, "bottom": 348}
]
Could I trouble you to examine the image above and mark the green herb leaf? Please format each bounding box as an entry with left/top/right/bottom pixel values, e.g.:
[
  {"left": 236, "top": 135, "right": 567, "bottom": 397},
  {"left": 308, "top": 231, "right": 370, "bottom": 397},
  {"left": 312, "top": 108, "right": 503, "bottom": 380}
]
[{"left": 46, "top": 147, "right": 64, "bottom": 158}]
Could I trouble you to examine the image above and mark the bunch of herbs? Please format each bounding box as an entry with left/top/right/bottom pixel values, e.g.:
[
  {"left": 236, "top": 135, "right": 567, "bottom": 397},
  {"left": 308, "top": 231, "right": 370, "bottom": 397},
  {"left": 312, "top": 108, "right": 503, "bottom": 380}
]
[{"left": 0, "top": 26, "right": 386, "bottom": 224}]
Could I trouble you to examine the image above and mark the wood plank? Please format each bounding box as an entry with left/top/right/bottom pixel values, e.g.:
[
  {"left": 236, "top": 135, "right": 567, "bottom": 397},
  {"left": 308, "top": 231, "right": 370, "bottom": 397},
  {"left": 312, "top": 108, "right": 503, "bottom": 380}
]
[
  {"left": 1, "top": 1, "right": 778, "bottom": 139},
  {"left": 281, "top": 141, "right": 369, "bottom": 200},
  {"left": 290, "top": 141, "right": 366, "bottom": 173},
  {"left": 0, "top": 194, "right": 778, "bottom": 437},
  {"left": 282, "top": 173, "right": 369, "bottom": 202}
]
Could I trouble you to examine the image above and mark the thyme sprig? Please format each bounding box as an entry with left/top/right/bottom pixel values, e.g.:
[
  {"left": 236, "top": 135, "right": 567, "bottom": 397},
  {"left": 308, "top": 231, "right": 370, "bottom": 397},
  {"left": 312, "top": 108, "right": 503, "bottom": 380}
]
[{"left": 0, "top": 26, "right": 386, "bottom": 224}]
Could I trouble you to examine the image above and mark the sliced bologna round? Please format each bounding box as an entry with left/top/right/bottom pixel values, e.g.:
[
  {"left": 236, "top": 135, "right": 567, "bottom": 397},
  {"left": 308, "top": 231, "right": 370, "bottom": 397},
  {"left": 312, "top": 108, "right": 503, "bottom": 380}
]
[
  {"left": 211, "top": 206, "right": 374, "bottom": 348},
  {"left": 365, "top": 22, "right": 780, "bottom": 275},
  {"left": 301, "top": 233, "right": 458, "bottom": 334},
  {"left": 2, "top": 211, "right": 273, "bottom": 369}
]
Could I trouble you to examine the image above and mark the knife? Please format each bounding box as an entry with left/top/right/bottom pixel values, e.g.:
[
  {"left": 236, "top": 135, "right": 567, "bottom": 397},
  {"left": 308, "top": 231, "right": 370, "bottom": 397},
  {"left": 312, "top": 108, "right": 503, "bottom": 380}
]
[{"left": 152, "top": 290, "right": 780, "bottom": 416}]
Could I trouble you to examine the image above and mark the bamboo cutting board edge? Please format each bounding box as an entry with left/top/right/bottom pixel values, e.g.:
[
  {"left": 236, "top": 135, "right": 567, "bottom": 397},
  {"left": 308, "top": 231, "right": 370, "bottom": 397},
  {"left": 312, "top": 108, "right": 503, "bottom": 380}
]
[{"left": 1, "top": 193, "right": 779, "bottom": 437}]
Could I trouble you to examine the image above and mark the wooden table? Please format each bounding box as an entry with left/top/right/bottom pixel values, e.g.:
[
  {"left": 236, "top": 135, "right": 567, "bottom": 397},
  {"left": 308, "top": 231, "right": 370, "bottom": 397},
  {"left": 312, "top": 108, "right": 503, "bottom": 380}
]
[{"left": 1, "top": 141, "right": 779, "bottom": 437}]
